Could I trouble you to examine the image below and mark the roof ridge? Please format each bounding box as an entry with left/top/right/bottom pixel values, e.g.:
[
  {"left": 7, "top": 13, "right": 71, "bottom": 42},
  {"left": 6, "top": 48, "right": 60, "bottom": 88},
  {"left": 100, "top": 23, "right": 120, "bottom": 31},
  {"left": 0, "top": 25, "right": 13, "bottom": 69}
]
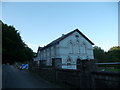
[{"left": 40, "top": 29, "right": 94, "bottom": 51}]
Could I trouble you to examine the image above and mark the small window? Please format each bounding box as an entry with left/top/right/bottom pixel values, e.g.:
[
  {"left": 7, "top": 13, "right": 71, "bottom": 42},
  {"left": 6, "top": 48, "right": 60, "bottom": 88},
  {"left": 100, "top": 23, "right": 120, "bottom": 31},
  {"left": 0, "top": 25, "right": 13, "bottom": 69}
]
[{"left": 75, "top": 35, "right": 79, "bottom": 38}]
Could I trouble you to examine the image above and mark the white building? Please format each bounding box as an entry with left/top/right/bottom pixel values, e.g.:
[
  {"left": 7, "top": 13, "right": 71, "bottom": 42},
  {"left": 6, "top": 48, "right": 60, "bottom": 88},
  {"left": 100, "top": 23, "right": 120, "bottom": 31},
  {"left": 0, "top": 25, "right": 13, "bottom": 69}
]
[{"left": 34, "top": 29, "right": 94, "bottom": 69}]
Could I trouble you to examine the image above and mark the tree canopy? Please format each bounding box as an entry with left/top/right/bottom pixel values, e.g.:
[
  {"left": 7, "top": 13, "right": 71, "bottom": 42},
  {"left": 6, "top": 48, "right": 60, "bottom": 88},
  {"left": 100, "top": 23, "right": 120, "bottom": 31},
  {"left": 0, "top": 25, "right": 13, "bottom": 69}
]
[
  {"left": 93, "top": 46, "right": 120, "bottom": 63},
  {"left": 107, "top": 46, "right": 120, "bottom": 62},
  {"left": 2, "top": 22, "right": 34, "bottom": 64}
]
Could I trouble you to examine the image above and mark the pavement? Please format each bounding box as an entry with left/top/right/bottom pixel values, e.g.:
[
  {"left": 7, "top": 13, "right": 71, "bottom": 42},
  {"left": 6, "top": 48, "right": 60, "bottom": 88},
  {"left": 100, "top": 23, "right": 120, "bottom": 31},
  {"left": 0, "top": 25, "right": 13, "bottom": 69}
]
[{"left": 2, "top": 65, "right": 61, "bottom": 89}]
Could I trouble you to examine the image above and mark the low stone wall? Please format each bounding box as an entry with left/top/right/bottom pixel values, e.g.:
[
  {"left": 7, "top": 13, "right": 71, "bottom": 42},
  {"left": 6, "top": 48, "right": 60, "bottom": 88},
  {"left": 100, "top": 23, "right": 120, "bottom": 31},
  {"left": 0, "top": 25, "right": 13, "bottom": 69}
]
[
  {"left": 31, "top": 68, "right": 82, "bottom": 87},
  {"left": 30, "top": 67, "right": 120, "bottom": 88},
  {"left": 29, "top": 60, "right": 120, "bottom": 88},
  {"left": 56, "top": 69, "right": 81, "bottom": 87},
  {"left": 91, "top": 71, "right": 120, "bottom": 88}
]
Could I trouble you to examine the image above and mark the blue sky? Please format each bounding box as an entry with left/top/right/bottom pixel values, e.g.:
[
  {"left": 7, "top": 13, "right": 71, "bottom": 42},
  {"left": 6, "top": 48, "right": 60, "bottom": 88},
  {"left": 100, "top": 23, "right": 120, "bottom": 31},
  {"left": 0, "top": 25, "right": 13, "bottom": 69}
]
[{"left": 2, "top": 2, "right": 118, "bottom": 52}]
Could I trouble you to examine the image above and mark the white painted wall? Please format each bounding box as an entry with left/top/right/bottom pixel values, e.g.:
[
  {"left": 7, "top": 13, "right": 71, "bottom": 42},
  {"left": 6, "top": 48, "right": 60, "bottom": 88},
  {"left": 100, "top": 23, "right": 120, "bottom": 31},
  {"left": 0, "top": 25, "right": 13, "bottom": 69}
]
[{"left": 59, "top": 31, "right": 94, "bottom": 69}]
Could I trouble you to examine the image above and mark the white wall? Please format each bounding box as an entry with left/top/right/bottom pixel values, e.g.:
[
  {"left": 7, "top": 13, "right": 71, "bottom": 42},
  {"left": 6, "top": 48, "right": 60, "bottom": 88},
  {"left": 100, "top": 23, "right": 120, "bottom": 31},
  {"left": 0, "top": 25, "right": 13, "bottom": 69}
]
[
  {"left": 37, "top": 44, "right": 60, "bottom": 66},
  {"left": 59, "top": 31, "right": 94, "bottom": 69}
]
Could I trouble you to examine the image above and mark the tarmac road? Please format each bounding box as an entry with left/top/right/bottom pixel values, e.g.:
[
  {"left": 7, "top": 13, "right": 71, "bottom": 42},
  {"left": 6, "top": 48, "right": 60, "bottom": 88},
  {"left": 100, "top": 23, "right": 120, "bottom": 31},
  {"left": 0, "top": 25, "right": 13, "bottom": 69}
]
[{"left": 2, "top": 65, "right": 61, "bottom": 88}]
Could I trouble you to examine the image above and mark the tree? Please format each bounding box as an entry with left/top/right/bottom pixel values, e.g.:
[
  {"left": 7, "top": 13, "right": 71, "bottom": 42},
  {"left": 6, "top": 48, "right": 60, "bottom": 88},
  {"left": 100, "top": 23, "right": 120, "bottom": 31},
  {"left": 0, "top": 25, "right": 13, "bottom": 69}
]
[
  {"left": 107, "top": 46, "right": 120, "bottom": 62},
  {"left": 93, "top": 46, "right": 107, "bottom": 63},
  {"left": 93, "top": 46, "right": 120, "bottom": 63},
  {"left": 2, "top": 22, "right": 34, "bottom": 64}
]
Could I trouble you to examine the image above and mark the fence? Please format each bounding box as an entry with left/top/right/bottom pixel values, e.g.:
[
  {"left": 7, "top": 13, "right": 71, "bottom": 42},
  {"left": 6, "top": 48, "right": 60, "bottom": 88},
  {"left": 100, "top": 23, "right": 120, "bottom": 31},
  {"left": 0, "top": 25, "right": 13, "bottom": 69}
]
[
  {"left": 29, "top": 61, "right": 120, "bottom": 88},
  {"left": 95, "top": 62, "right": 120, "bottom": 72}
]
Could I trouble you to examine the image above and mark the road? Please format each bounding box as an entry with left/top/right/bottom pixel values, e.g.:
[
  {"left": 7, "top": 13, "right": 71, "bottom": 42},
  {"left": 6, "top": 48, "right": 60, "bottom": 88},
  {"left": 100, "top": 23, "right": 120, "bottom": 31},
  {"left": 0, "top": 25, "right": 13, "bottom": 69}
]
[{"left": 2, "top": 65, "right": 61, "bottom": 88}]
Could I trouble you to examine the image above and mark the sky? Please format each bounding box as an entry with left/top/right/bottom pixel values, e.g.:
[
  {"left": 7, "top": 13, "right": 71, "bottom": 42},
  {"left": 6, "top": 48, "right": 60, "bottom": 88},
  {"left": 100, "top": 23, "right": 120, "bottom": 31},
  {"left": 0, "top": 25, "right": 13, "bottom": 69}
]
[{"left": 1, "top": 2, "right": 118, "bottom": 52}]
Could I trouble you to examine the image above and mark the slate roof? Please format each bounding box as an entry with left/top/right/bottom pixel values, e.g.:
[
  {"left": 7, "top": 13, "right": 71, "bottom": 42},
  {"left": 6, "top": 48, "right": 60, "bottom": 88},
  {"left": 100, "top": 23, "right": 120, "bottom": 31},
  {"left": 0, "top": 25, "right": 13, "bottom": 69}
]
[{"left": 39, "top": 29, "right": 94, "bottom": 51}]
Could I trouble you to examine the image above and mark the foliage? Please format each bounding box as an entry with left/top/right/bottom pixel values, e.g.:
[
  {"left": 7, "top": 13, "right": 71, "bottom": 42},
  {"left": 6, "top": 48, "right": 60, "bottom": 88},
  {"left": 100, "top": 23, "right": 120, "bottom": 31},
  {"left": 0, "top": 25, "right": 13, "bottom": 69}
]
[
  {"left": 107, "top": 46, "right": 120, "bottom": 62},
  {"left": 2, "top": 22, "right": 34, "bottom": 64},
  {"left": 93, "top": 46, "right": 107, "bottom": 63},
  {"left": 93, "top": 46, "right": 120, "bottom": 63}
]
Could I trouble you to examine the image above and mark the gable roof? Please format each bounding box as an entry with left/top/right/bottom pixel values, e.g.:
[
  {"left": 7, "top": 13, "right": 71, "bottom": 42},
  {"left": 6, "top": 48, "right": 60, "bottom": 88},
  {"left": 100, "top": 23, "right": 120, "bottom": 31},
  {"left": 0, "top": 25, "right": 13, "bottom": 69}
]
[{"left": 40, "top": 29, "right": 94, "bottom": 51}]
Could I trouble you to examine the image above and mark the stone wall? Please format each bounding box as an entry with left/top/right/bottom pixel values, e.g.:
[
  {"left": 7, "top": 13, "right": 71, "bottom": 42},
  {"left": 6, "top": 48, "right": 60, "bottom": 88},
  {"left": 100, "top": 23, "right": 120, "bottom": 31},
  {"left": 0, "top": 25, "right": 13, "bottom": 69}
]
[
  {"left": 30, "top": 67, "right": 120, "bottom": 88},
  {"left": 91, "top": 71, "right": 120, "bottom": 88},
  {"left": 29, "top": 60, "right": 120, "bottom": 88}
]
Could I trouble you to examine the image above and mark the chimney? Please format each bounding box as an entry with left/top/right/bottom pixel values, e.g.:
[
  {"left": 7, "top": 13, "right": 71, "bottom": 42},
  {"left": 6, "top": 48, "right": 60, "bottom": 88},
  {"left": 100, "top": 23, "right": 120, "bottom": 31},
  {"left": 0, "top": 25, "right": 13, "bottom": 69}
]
[{"left": 62, "top": 34, "right": 64, "bottom": 37}]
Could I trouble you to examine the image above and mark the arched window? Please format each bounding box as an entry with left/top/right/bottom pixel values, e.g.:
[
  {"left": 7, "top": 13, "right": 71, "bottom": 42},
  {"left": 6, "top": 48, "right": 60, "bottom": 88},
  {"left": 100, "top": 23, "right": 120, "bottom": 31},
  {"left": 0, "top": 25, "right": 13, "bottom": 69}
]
[
  {"left": 73, "top": 39, "right": 80, "bottom": 54},
  {"left": 82, "top": 42, "right": 86, "bottom": 54},
  {"left": 49, "top": 49, "right": 50, "bottom": 56},
  {"left": 66, "top": 56, "right": 72, "bottom": 65},
  {"left": 54, "top": 46, "right": 57, "bottom": 56},
  {"left": 68, "top": 40, "right": 73, "bottom": 53},
  {"left": 76, "top": 39, "right": 80, "bottom": 44},
  {"left": 76, "top": 40, "right": 80, "bottom": 53}
]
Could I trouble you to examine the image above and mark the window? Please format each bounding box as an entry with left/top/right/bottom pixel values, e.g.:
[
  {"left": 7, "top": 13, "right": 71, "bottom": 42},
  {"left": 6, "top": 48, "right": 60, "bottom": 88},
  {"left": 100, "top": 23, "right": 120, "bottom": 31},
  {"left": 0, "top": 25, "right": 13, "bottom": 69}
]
[
  {"left": 49, "top": 48, "right": 51, "bottom": 58},
  {"left": 69, "top": 40, "right": 73, "bottom": 53},
  {"left": 75, "top": 35, "right": 79, "bottom": 38},
  {"left": 82, "top": 42, "right": 86, "bottom": 54},
  {"left": 76, "top": 39, "right": 79, "bottom": 44},
  {"left": 45, "top": 50, "right": 47, "bottom": 59},
  {"left": 67, "top": 57, "right": 72, "bottom": 65},
  {"left": 54, "top": 46, "right": 57, "bottom": 56},
  {"left": 74, "top": 40, "right": 80, "bottom": 53},
  {"left": 37, "top": 61, "right": 39, "bottom": 65}
]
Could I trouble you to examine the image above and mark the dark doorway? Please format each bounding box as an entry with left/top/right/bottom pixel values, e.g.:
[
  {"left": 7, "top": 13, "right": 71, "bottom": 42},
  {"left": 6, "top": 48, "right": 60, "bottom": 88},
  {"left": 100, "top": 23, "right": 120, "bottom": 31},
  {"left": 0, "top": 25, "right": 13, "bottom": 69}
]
[
  {"left": 52, "top": 58, "right": 55, "bottom": 67},
  {"left": 52, "top": 58, "right": 62, "bottom": 68},
  {"left": 77, "top": 58, "right": 81, "bottom": 69}
]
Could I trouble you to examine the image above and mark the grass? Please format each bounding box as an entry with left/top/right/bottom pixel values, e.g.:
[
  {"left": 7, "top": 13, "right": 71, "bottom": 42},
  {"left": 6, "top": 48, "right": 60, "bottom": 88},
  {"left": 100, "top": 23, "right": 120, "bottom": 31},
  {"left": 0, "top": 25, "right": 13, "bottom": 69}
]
[
  {"left": 101, "top": 68, "right": 120, "bottom": 72},
  {"left": 97, "top": 64, "right": 120, "bottom": 72},
  {"left": 98, "top": 66, "right": 120, "bottom": 72},
  {"left": 97, "top": 64, "right": 120, "bottom": 67}
]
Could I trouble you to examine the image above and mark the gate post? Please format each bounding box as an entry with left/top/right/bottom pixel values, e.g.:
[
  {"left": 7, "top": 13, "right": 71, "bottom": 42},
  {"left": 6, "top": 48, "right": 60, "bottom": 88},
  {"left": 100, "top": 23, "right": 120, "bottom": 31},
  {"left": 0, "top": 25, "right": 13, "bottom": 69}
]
[{"left": 79, "top": 59, "right": 96, "bottom": 88}]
